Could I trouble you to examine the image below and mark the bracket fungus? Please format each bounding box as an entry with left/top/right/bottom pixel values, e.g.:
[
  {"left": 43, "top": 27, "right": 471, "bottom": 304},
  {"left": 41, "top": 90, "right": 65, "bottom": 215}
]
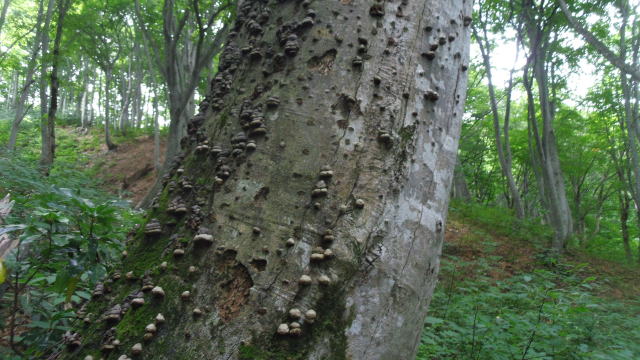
[
  {"left": 319, "top": 165, "right": 334, "bottom": 179},
  {"left": 289, "top": 308, "right": 302, "bottom": 319},
  {"left": 298, "top": 275, "right": 312, "bottom": 286},
  {"left": 193, "top": 233, "right": 214, "bottom": 246},
  {"left": 173, "top": 248, "right": 185, "bottom": 257},
  {"left": 424, "top": 90, "right": 440, "bottom": 102},
  {"left": 104, "top": 304, "right": 122, "bottom": 324},
  {"left": 131, "top": 343, "right": 142, "bottom": 356},
  {"left": 145, "top": 323, "right": 157, "bottom": 333},
  {"left": 131, "top": 297, "right": 145, "bottom": 308},
  {"left": 305, "top": 309, "right": 317, "bottom": 323},
  {"left": 144, "top": 219, "right": 162, "bottom": 236},
  {"left": 277, "top": 323, "right": 289, "bottom": 335},
  {"left": 318, "top": 274, "right": 331, "bottom": 286},
  {"left": 155, "top": 313, "right": 166, "bottom": 324},
  {"left": 151, "top": 286, "right": 165, "bottom": 298}
]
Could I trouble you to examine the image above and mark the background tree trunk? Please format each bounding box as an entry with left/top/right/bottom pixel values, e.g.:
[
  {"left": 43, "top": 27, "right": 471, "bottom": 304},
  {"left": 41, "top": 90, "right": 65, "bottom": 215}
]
[
  {"left": 0, "top": 0, "right": 10, "bottom": 39},
  {"left": 474, "top": 20, "right": 524, "bottom": 218},
  {"left": 40, "top": 0, "right": 71, "bottom": 173},
  {"left": 519, "top": 2, "right": 573, "bottom": 251},
  {"left": 64, "top": 1, "right": 471, "bottom": 359},
  {"left": 7, "top": 0, "right": 49, "bottom": 150},
  {"left": 104, "top": 67, "right": 117, "bottom": 151}
]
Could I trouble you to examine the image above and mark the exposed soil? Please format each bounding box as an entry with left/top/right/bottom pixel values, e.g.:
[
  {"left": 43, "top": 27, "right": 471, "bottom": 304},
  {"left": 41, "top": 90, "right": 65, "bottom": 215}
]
[{"left": 93, "top": 135, "right": 166, "bottom": 205}]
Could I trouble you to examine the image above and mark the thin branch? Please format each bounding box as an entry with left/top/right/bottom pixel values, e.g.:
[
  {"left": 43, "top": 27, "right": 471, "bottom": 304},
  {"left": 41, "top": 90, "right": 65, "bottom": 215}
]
[{"left": 557, "top": 0, "right": 640, "bottom": 82}]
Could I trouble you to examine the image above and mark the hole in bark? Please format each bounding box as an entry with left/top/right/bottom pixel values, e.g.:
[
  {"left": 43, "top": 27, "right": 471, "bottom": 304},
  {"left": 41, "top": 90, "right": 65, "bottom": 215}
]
[
  {"left": 307, "top": 49, "right": 337, "bottom": 74},
  {"left": 336, "top": 119, "right": 348, "bottom": 129},
  {"left": 216, "top": 262, "right": 253, "bottom": 322},
  {"left": 254, "top": 186, "right": 270, "bottom": 201},
  {"left": 250, "top": 258, "right": 267, "bottom": 271}
]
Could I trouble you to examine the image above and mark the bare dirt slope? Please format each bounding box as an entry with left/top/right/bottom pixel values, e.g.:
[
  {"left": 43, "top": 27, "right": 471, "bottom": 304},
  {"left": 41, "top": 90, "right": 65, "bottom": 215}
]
[{"left": 93, "top": 135, "right": 165, "bottom": 205}]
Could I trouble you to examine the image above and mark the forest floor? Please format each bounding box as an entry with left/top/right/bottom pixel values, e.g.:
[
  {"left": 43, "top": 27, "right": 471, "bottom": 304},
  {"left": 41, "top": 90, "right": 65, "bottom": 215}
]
[
  {"left": 444, "top": 215, "right": 640, "bottom": 301},
  {"left": 417, "top": 203, "right": 640, "bottom": 359}
]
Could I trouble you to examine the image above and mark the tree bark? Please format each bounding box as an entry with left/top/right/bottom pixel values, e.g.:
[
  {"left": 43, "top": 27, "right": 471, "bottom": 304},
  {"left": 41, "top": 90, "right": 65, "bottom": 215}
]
[
  {"left": 40, "top": 0, "right": 71, "bottom": 173},
  {"left": 62, "top": 1, "right": 471, "bottom": 359},
  {"left": 618, "top": 191, "right": 633, "bottom": 263},
  {"left": 118, "top": 62, "right": 134, "bottom": 135},
  {"left": 153, "top": 86, "right": 161, "bottom": 172},
  {"left": 104, "top": 67, "right": 117, "bottom": 151}
]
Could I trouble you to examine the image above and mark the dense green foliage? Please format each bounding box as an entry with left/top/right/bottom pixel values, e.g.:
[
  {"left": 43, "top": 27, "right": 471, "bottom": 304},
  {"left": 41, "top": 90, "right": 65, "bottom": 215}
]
[
  {"left": 417, "top": 202, "right": 640, "bottom": 360},
  {"left": 0, "top": 122, "right": 141, "bottom": 358}
]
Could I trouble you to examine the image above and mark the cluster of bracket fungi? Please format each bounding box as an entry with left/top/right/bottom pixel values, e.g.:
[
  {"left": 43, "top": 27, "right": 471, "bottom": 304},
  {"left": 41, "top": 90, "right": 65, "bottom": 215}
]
[{"left": 64, "top": 0, "right": 472, "bottom": 357}]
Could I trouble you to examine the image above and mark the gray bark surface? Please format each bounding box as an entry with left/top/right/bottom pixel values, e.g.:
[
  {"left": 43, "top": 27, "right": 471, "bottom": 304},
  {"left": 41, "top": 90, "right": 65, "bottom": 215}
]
[{"left": 64, "top": 1, "right": 471, "bottom": 359}]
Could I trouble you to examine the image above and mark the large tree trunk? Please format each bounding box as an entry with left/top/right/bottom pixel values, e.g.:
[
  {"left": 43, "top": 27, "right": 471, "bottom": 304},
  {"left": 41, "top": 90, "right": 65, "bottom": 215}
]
[{"left": 64, "top": 1, "right": 470, "bottom": 359}]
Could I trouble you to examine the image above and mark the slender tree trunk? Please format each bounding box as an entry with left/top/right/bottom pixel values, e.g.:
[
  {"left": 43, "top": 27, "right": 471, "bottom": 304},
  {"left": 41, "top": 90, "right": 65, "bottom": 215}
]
[
  {"left": 80, "top": 68, "right": 89, "bottom": 128},
  {"left": 618, "top": 192, "right": 633, "bottom": 263},
  {"left": 153, "top": 87, "right": 161, "bottom": 172},
  {"left": 104, "top": 67, "right": 117, "bottom": 151},
  {"left": 7, "top": 0, "right": 50, "bottom": 150},
  {"left": 60, "top": 90, "right": 67, "bottom": 116},
  {"left": 0, "top": 0, "right": 10, "bottom": 39},
  {"left": 38, "top": 0, "right": 54, "bottom": 139},
  {"left": 475, "top": 23, "right": 524, "bottom": 218},
  {"left": 40, "top": 0, "right": 71, "bottom": 173},
  {"left": 452, "top": 158, "right": 471, "bottom": 201},
  {"left": 62, "top": 1, "right": 471, "bottom": 359},
  {"left": 118, "top": 62, "right": 134, "bottom": 135}
]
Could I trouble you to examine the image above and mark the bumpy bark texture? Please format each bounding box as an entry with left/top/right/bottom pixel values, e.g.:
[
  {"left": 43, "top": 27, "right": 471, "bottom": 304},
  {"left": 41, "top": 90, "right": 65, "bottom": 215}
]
[{"left": 63, "top": 0, "right": 470, "bottom": 359}]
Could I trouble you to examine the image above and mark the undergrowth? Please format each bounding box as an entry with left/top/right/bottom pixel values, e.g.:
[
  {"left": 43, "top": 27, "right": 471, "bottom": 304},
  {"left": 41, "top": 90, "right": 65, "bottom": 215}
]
[
  {"left": 417, "top": 202, "right": 640, "bottom": 360},
  {"left": 0, "top": 134, "right": 142, "bottom": 358}
]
